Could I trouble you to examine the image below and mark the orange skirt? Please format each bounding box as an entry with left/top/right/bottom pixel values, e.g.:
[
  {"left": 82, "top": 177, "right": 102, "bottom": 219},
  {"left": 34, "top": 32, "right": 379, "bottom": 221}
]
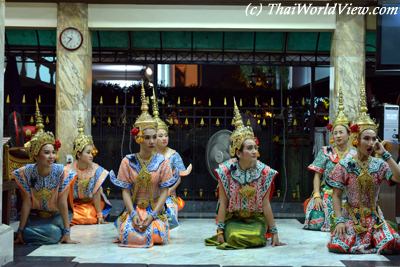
[{"left": 71, "top": 200, "right": 105, "bottom": 225}]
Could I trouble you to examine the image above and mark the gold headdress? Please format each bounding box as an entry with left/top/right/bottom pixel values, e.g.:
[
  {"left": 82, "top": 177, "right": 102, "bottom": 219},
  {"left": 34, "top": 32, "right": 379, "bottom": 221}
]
[
  {"left": 229, "top": 97, "right": 255, "bottom": 157},
  {"left": 73, "top": 117, "right": 94, "bottom": 157},
  {"left": 24, "top": 101, "right": 56, "bottom": 160},
  {"left": 330, "top": 87, "right": 350, "bottom": 130},
  {"left": 151, "top": 87, "right": 168, "bottom": 132},
  {"left": 352, "top": 78, "right": 378, "bottom": 134},
  {"left": 133, "top": 81, "right": 157, "bottom": 131}
]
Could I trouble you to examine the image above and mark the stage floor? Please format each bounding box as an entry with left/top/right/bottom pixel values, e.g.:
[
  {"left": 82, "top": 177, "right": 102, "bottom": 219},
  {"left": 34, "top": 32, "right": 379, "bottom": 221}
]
[{"left": 20, "top": 219, "right": 396, "bottom": 267}]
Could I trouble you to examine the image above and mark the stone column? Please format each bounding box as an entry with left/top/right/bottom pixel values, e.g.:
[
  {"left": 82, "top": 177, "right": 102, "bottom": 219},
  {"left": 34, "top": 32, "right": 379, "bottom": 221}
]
[
  {"left": 0, "top": 0, "right": 14, "bottom": 265},
  {"left": 56, "top": 3, "right": 92, "bottom": 163},
  {"left": 330, "top": 14, "right": 365, "bottom": 122}
]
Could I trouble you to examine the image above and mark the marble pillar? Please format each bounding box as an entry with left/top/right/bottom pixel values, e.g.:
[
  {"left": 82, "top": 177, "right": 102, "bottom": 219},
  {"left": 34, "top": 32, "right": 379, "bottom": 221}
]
[
  {"left": 56, "top": 3, "right": 92, "bottom": 163},
  {"left": 330, "top": 14, "right": 365, "bottom": 122},
  {"left": 0, "top": 0, "right": 14, "bottom": 265}
]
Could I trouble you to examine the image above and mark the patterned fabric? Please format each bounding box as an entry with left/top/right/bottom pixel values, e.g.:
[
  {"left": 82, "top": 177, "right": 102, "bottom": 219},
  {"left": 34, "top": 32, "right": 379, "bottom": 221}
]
[
  {"left": 116, "top": 207, "right": 169, "bottom": 248},
  {"left": 169, "top": 152, "right": 186, "bottom": 177},
  {"left": 215, "top": 158, "right": 277, "bottom": 214},
  {"left": 112, "top": 153, "right": 174, "bottom": 248},
  {"left": 304, "top": 185, "right": 333, "bottom": 232},
  {"left": 111, "top": 153, "right": 176, "bottom": 192},
  {"left": 206, "top": 159, "right": 276, "bottom": 249},
  {"left": 304, "top": 147, "right": 356, "bottom": 232},
  {"left": 13, "top": 164, "right": 75, "bottom": 212},
  {"left": 327, "top": 156, "right": 393, "bottom": 207},
  {"left": 67, "top": 162, "right": 112, "bottom": 225},
  {"left": 308, "top": 146, "right": 356, "bottom": 184},
  {"left": 165, "top": 196, "right": 179, "bottom": 229},
  {"left": 69, "top": 163, "right": 109, "bottom": 200},
  {"left": 327, "top": 156, "right": 399, "bottom": 254},
  {"left": 165, "top": 151, "right": 187, "bottom": 229},
  {"left": 109, "top": 170, "right": 131, "bottom": 189}
]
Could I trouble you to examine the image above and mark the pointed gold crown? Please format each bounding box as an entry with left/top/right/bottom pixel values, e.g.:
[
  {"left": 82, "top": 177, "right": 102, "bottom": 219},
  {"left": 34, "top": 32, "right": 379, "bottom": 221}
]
[
  {"left": 229, "top": 97, "right": 255, "bottom": 157},
  {"left": 73, "top": 117, "right": 94, "bottom": 157},
  {"left": 134, "top": 81, "right": 157, "bottom": 131},
  {"left": 332, "top": 87, "right": 350, "bottom": 130},
  {"left": 24, "top": 100, "right": 55, "bottom": 159},
  {"left": 152, "top": 87, "right": 168, "bottom": 132},
  {"left": 354, "top": 78, "right": 377, "bottom": 134}
]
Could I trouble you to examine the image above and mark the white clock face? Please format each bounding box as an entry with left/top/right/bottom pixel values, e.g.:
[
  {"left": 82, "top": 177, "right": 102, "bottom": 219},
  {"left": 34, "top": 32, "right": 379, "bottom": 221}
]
[{"left": 60, "top": 28, "right": 83, "bottom": 50}]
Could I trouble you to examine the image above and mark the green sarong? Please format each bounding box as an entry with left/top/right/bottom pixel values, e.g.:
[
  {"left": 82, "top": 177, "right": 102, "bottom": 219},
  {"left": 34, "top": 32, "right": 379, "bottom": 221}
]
[{"left": 205, "top": 215, "right": 266, "bottom": 249}]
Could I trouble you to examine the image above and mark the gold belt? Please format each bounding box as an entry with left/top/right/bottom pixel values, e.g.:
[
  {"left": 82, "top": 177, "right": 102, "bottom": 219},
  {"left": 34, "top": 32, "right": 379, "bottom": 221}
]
[
  {"left": 346, "top": 206, "right": 373, "bottom": 217},
  {"left": 32, "top": 210, "right": 57, "bottom": 219},
  {"left": 232, "top": 210, "right": 262, "bottom": 219},
  {"left": 135, "top": 198, "right": 158, "bottom": 209},
  {"left": 344, "top": 204, "right": 383, "bottom": 234}
]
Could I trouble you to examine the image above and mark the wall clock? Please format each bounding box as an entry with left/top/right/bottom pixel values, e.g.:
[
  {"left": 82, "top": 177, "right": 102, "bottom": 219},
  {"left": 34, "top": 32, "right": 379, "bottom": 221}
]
[{"left": 60, "top": 27, "right": 83, "bottom": 51}]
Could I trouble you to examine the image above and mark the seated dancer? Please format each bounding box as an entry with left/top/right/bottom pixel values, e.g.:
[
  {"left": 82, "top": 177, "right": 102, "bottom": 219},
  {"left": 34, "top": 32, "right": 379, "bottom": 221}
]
[
  {"left": 110, "top": 83, "right": 175, "bottom": 248},
  {"left": 304, "top": 88, "right": 356, "bottom": 231},
  {"left": 327, "top": 80, "right": 400, "bottom": 254},
  {"left": 67, "top": 118, "right": 111, "bottom": 225},
  {"left": 13, "top": 102, "right": 77, "bottom": 245},
  {"left": 152, "top": 88, "right": 192, "bottom": 229},
  {"left": 205, "top": 98, "right": 285, "bottom": 249}
]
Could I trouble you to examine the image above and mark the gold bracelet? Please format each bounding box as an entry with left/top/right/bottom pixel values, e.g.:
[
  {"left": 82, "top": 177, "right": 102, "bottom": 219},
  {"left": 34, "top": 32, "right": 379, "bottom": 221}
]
[{"left": 312, "top": 192, "right": 321, "bottom": 199}]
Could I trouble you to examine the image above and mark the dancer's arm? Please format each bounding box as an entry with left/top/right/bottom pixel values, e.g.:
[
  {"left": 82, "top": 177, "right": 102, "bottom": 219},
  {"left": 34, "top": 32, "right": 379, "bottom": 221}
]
[
  {"left": 332, "top": 188, "right": 346, "bottom": 236},
  {"left": 216, "top": 181, "right": 228, "bottom": 243},
  {"left": 263, "top": 189, "right": 285, "bottom": 246},
  {"left": 312, "top": 172, "right": 323, "bottom": 210},
  {"left": 59, "top": 187, "right": 79, "bottom": 244},
  {"left": 15, "top": 190, "right": 31, "bottom": 244}
]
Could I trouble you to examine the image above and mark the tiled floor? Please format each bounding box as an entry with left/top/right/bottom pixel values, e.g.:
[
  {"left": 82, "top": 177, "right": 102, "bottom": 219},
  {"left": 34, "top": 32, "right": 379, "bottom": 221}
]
[{"left": 6, "top": 219, "right": 400, "bottom": 267}]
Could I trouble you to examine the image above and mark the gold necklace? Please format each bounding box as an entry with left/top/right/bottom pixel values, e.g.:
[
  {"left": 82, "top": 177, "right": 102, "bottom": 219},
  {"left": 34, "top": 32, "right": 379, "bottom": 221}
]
[
  {"left": 131, "top": 153, "right": 155, "bottom": 208},
  {"left": 355, "top": 156, "right": 370, "bottom": 171},
  {"left": 137, "top": 152, "right": 154, "bottom": 166},
  {"left": 355, "top": 156, "right": 375, "bottom": 228},
  {"left": 334, "top": 145, "right": 349, "bottom": 160}
]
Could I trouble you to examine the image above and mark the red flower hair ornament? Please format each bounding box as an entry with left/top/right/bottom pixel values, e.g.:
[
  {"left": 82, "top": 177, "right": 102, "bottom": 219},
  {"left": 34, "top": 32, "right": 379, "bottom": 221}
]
[
  {"left": 54, "top": 139, "right": 61, "bottom": 150},
  {"left": 350, "top": 124, "right": 360, "bottom": 133},
  {"left": 254, "top": 137, "right": 260, "bottom": 146},
  {"left": 130, "top": 127, "right": 140, "bottom": 136},
  {"left": 326, "top": 123, "right": 333, "bottom": 132}
]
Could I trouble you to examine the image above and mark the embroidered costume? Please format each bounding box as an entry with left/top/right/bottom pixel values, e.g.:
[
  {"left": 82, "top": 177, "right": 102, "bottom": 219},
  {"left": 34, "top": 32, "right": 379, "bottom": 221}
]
[
  {"left": 111, "top": 83, "right": 175, "bottom": 248},
  {"left": 151, "top": 88, "right": 191, "bottom": 229},
  {"left": 304, "top": 146, "right": 356, "bottom": 231},
  {"left": 304, "top": 86, "right": 354, "bottom": 232},
  {"left": 13, "top": 164, "right": 74, "bottom": 244},
  {"left": 206, "top": 98, "right": 278, "bottom": 249},
  {"left": 13, "top": 101, "right": 74, "bottom": 244},
  {"left": 327, "top": 156, "right": 400, "bottom": 253},
  {"left": 67, "top": 118, "right": 111, "bottom": 225},
  {"left": 327, "top": 79, "right": 400, "bottom": 254}
]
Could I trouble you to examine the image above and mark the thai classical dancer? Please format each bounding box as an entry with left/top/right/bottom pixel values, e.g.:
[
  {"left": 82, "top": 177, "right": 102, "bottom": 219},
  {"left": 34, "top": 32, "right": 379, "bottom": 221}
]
[
  {"left": 152, "top": 88, "right": 192, "bottom": 229},
  {"left": 14, "top": 102, "right": 77, "bottom": 245},
  {"left": 327, "top": 80, "right": 400, "bottom": 254},
  {"left": 304, "top": 87, "right": 355, "bottom": 231},
  {"left": 205, "top": 98, "right": 285, "bottom": 249},
  {"left": 110, "top": 83, "right": 176, "bottom": 247},
  {"left": 67, "top": 118, "right": 111, "bottom": 225}
]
